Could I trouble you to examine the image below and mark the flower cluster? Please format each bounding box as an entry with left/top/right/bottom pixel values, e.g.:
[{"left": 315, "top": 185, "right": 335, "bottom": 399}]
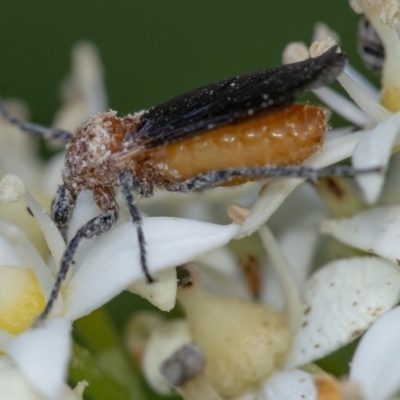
[{"left": 1, "top": 1, "right": 400, "bottom": 399}]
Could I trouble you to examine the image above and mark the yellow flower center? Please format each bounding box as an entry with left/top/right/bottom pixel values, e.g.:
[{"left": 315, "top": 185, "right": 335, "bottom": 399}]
[
  {"left": 0, "top": 266, "right": 45, "bottom": 335},
  {"left": 381, "top": 88, "right": 400, "bottom": 112}
]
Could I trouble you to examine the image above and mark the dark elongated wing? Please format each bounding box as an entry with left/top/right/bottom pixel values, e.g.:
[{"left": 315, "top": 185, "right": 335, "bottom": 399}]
[{"left": 125, "top": 46, "right": 345, "bottom": 150}]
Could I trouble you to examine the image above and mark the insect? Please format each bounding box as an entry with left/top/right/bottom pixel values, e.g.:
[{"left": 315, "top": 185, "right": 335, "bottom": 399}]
[
  {"left": 357, "top": 16, "right": 384, "bottom": 74},
  {"left": 0, "top": 45, "right": 376, "bottom": 323}
]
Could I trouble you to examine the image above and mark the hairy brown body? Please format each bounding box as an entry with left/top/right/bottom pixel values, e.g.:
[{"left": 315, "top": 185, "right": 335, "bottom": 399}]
[{"left": 64, "top": 104, "right": 327, "bottom": 208}]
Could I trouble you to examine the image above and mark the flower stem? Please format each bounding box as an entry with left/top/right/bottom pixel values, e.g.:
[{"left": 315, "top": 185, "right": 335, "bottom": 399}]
[
  {"left": 70, "top": 341, "right": 131, "bottom": 400},
  {"left": 73, "top": 308, "right": 147, "bottom": 400}
]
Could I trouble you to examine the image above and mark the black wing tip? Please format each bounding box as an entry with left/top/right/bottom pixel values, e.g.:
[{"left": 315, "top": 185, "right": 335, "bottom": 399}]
[
  {"left": 318, "top": 44, "right": 346, "bottom": 68},
  {"left": 308, "top": 45, "right": 346, "bottom": 89}
]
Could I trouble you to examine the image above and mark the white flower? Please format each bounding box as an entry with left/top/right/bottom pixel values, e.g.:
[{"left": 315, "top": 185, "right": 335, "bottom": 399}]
[
  {"left": 258, "top": 305, "right": 400, "bottom": 400},
  {"left": 4, "top": 7, "right": 400, "bottom": 398},
  {"left": 122, "top": 35, "right": 400, "bottom": 385},
  {"left": 0, "top": 356, "right": 84, "bottom": 400},
  {"left": 350, "top": 305, "right": 400, "bottom": 400},
  {"left": 0, "top": 41, "right": 240, "bottom": 399},
  {"left": 0, "top": 209, "right": 76, "bottom": 399},
  {"left": 134, "top": 207, "right": 400, "bottom": 399},
  {"left": 0, "top": 182, "right": 240, "bottom": 399},
  {"left": 253, "top": 12, "right": 400, "bottom": 397}
]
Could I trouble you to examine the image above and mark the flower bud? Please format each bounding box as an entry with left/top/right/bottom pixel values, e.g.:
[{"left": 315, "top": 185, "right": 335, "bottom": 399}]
[{"left": 177, "top": 267, "right": 291, "bottom": 398}]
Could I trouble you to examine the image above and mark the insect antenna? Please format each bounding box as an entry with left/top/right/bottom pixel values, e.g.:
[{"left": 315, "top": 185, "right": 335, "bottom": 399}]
[{"left": 0, "top": 97, "right": 73, "bottom": 142}]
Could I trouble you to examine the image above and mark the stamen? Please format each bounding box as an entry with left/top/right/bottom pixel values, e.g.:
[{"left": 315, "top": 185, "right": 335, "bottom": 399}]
[
  {"left": 282, "top": 40, "right": 374, "bottom": 126},
  {"left": 310, "top": 38, "right": 392, "bottom": 122},
  {"left": 313, "top": 22, "right": 341, "bottom": 44},
  {"left": 226, "top": 203, "right": 250, "bottom": 224},
  {"left": 228, "top": 205, "right": 302, "bottom": 332},
  {"left": 336, "top": 70, "right": 391, "bottom": 121},
  {"left": 368, "top": 11, "right": 400, "bottom": 111},
  {"left": 314, "top": 374, "right": 343, "bottom": 399},
  {"left": 258, "top": 225, "right": 302, "bottom": 334},
  {"left": 0, "top": 174, "right": 25, "bottom": 203},
  {"left": 312, "top": 86, "right": 372, "bottom": 127},
  {"left": 309, "top": 37, "right": 340, "bottom": 56},
  {"left": 343, "top": 64, "right": 380, "bottom": 100},
  {"left": 282, "top": 43, "right": 309, "bottom": 64},
  {"left": 312, "top": 21, "right": 380, "bottom": 99}
]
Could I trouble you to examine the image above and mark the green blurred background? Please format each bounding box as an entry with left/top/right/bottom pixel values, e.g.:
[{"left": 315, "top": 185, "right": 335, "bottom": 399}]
[{"left": 1, "top": 1, "right": 376, "bottom": 125}]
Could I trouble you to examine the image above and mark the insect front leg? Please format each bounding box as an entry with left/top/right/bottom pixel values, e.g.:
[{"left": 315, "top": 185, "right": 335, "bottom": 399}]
[
  {"left": 34, "top": 207, "right": 118, "bottom": 325},
  {"left": 51, "top": 185, "right": 75, "bottom": 238},
  {"left": 119, "top": 171, "right": 155, "bottom": 283},
  {"left": 0, "top": 98, "right": 72, "bottom": 142},
  {"left": 166, "top": 165, "right": 381, "bottom": 192}
]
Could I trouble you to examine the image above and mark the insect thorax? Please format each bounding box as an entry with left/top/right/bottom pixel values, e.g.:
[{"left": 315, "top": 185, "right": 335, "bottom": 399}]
[{"left": 62, "top": 111, "right": 141, "bottom": 194}]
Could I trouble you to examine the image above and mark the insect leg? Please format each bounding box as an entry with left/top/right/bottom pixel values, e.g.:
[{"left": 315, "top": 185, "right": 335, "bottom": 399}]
[
  {"left": 167, "top": 165, "right": 381, "bottom": 192},
  {"left": 130, "top": 175, "right": 153, "bottom": 198},
  {"left": 0, "top": 98, "right": 72, "bottom": 142},
  {"left": 118, "top": 171, "right": 155, "bottom": 283},
  {"left": 34, "top": 209, "right": 118, "bottom": 324},
  {"left": 51, "top": 185, "right": 75, "bottom": 239}
]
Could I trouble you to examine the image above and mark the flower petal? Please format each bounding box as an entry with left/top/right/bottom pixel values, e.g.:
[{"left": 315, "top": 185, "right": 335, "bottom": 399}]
[
  {"left": 0, "top": 362, "right": 43, "bottom": 400},
  {"left": 25, "top": 192, "right": 65, "bottom": 267},
  {"left": 0, "top": 233, "right": 23, "bottom": 267},
  {"left": 7, "top": 319, "right": 71, "bottom": 400},
  {"left": 128, "top": 267, "right": 177, "bottom": 312},
  {"left": 285, "top": 257, "right": 400, "bottom": 368},
  {"left": 67, "top": 191, "right": 99, "bottom": 243},
  {"left": 64, "top": 218, "right": 239, "bottom": 321},
  {"left": 0, "top": 218, "right": 61, "bottom": 314},
  {"left": 0, "top": 329, "right": 14, "bottom": 351},
  {"left": 0, "top": 361, "right": 82, "bottom": 400},
  {"left": 306, "top": 129, "right": 364, "bottom": 168},
  {"left": 352, "top": 112, "right": 400, "bottom": 204},
  {"left": 350, "top": 306, "right": 400, "bottom": 400},
  {"left": 256, "top": 370, "right": 316, "bottom": 400},
  {"left": 43, "top": 153, "right": 64, "bottom": 197},
  {"left": 321, "top": 206, "right": 400, "bottom": 264},
  {"left": 380, "top": 152, "right": 400, "bottom": 205},
  {"left": 0, "top": 103, "right": 45, "bottom": 190}
]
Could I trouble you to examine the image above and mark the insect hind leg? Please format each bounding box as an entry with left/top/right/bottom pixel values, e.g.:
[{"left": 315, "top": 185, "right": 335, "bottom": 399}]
[
  {"left": 34, "top": 209, "right": 118, "bottom": 325},
  {"left": 0, "top": 97, "right": 72, "bottom": 142},
  {"left": 119, "top": 171, "right": 155, "bottom": 283},
  {"left": 167, "top": 164, "right": 382, "bottom": 192}
]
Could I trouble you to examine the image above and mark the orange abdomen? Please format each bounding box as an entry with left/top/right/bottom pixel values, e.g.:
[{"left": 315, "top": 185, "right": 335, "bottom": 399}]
[{"left": 148, "top": 104, "right": 327, "bottom": 184}]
